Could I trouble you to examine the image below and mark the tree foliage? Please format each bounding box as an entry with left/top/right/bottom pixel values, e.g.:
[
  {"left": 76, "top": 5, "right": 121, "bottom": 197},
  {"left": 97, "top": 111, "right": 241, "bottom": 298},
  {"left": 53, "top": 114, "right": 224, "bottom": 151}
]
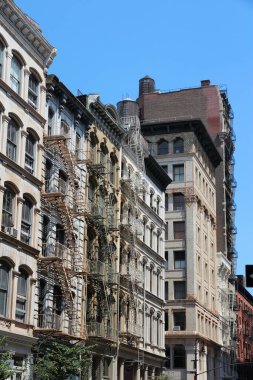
[
  {"left": 32, "top": 337, "right": 93, "bottom": 380},
  {"left": 0, "top": 338, "right": 14, "bottom": 380}
]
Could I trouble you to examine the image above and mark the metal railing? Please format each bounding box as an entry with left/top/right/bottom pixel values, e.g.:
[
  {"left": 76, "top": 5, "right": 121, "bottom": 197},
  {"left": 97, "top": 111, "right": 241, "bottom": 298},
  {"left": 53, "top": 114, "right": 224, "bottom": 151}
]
[
  {"left": 86, "top": 322, "right": 117, "bottom": 340},
  {"left": 37, "top": 312, "right": 62, "bottom": 330}
]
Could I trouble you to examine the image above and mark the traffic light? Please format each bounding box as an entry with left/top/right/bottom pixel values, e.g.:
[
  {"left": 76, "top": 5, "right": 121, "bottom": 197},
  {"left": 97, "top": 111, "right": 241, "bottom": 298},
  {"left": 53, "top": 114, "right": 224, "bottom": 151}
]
[{"left": 245, "top": 265, "right": 253, "bottom": 287}]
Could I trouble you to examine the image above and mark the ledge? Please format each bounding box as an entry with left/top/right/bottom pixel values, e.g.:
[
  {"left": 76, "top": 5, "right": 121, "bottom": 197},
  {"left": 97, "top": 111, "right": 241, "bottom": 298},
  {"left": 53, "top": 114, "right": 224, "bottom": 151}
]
[
  {"left": 0, "top": 152, "right": 43, "bottom": 188},
  {"left": 0, "top": 231, "right": 40, "bottom": 257},
  {"left": 0, "top": 79, "right": 46, "bottom": 125}
]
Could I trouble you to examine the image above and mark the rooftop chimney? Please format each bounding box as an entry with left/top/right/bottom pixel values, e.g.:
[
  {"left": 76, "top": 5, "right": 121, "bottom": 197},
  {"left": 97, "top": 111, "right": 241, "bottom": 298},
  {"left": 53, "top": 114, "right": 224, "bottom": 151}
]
[{"left": 201, "top": 80, "right": 211, "bottom": 87}]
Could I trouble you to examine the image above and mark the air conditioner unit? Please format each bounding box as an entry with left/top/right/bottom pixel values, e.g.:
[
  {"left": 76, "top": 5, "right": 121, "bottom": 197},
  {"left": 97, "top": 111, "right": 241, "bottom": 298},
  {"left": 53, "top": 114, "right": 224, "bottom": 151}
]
[
  {"left": 173, "top": 326, "right": 181, "bottom": 331},
  {"left": 5, "top": 227, "right": 18, "bottom": 238}
]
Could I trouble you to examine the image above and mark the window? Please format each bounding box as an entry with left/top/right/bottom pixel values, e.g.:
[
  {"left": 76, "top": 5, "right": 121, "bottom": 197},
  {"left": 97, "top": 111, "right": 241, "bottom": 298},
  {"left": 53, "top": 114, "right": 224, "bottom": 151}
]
[
  {"left": 150, "top": 267, "right": 153, "bottom": 293},
  {"left": 173, "top": 138, "right": 184, "bottom": 153},
  {"left": 143, "top": 219, "right": 146, "bottom": 242},
  {"left": 174, "top": 251, "right": 185, "bottom": 269},
  {"left": 0, "top": 41, "right": 4, "bottom": 78},
  {"left": 173, "top": 221, "right": 185, "bottom": 239},
  {"left": 6, "top": 118, "right": 19, "bottom": 161},
  {"left": 60, "top": 120, "right": 69, "bottom": 136},
  {"left": 2, "top": 187, "right": 15, "bottom": 227},
  {"left": 103, "top": 358, "right": 111, "bottom": 379},
  {"left": 165, "top": 251, "right": 169, "bottom": 270},
  {"left": 16, "top": 269, "right": 28, "bottom": 322},
  {"left": 48, "top": 107, "right": 54, "bottom": 136},
  {"left": 173, "top": 193, "right": 184, "bottom": 211},
  {"left": 109, "top": 156, "right": 116, "bottom": 184},
  {"left": 10, "top": 55, "right": 22, "bottom": 93},
  {"left": 165, "top": 311, "right": 169, "bottom": 331},
  {"left": 174, "top": 281, "right": 186, "bottom": 299},
  {"left": 157, "top": 140, "right": 168, "bottom": 155},
  {"left": 0, "top": 261, "right": 10, "bottom": 317},
  {"left": 173, "top": 311, "right": 186, "bottom": 330},
  {"left": 165, "top": 193, "right": 169, "bottom": 211},
  {"left": 173, "top": 345, "right": 186, "bottom": 368},
  {"left": 21, "top": 197, "right": 33, "bottom": 244},
  {"left": 25, "top": 132, "right": 36, "bottom": 174},
  {"left": 150, "top": 226, "right": 154, "bottom": 248},
  {"left": 165, "top": 281, "right": 169, "bottom": 301},
  {"left": 161, "top": 165, "right": 168, "bottom": 173},
  {"left": 28, "top": 74, "right": 39, "bottom": 108},
  {"left": 165, "top": 222, "right": 169, "bottom": 240},
  {"left": 165, "top": 345, "right": 171, "bottom": 369},
  {"left": 173, "top": 164, "right": 184, "bottom": 182}
]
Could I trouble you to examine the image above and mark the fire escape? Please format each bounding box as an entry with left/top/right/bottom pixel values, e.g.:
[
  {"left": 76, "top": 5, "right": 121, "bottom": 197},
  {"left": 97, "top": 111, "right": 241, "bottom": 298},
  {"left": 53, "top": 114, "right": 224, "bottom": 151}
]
[
  {"left": 85, "top": 139, "right": 118, "bottom": 345},
  {"left": 119, "top": 115, "right": 144, "bottom": 344},
  {"left": 37, "top": 133, "right": 87, "bottom": 339},
  {"left": 221, "top": 90, "right": 237, "bottom": 275}
]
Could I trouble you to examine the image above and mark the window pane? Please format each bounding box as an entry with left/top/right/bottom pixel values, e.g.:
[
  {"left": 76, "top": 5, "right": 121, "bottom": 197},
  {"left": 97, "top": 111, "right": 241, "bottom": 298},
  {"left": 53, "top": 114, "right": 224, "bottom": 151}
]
[
  {"left": 173, "top": 165, "right": 184, "bottom": 182},
  {"left": 0, "top": 262, "right": 9, "bottom": 316},
  {"left": 157, "top": 140, "right": 168, "bottom": 155},
  {"left": 173, "top": 311, "right": 186, "bottom": 330},
  {"left": 174, "top": 138, "right": 184, "bottom": 153},
  {"left": 28, "top": 74, "right": 38, "bottom": 107},
  {"left": 174, "top": 281, "right": 186, "bottom": 299},
  {"left": 2, "top": 188, "right": 14, "bottom": 227},
  {"left": 174, "top": 345, "right": 186, "bottom": 368},
  {"left": 174, "top": 222, "right": 185, "bottom": 239},
  {"left": 0, "top": 42, "right": 3, "bottom": 77},
  {"left": 7, "top": 120, "right": 18, "bottom": 161},
  {"left": 174, "top": 251, "right": 185, "bottom": 269},
  {"left": 10, "top": 56, "right": 21, "bottom": 93},
  {"left": 173, "top": 193, "right": 184, "bottom": 211}
]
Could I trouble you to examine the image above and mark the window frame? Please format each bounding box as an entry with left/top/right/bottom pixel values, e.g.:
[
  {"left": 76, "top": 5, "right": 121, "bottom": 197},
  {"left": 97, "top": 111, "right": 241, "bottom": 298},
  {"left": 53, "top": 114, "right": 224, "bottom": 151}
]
[
  {"left": 0, "top": 260, "right": 10, "bottom": 317},
  {"left": 173, "top": 164, "right": 184, "bottom": 182},
  {"left": 25, "top": 132, "right": 36, "bottom": 174},
  {"left": 173, "top": 221, "right": 185, "bottom": 240},
  {"left": 157, "top": 139, "right": 169, "bottom": 155},
  {"left": 28, "top": 73, "right": 39, "bottom": 109},
  {"left": 6, "top": 118, "right": 19, "bottom": 162},
  {"left": 173, "top": 138, "right": 184, "bottom": 154},
  {"left": 174, "top": 281, "right": 186, "bottom": 300},
  {"left": 173, "top": 344, "right": 186, "bottom": 368},
  {"left": 10, "top": 54, "right": 22, "bottom": 94},
  {"left": 2, "top": 186, "right": 15, "bottom": 228},
  {"left": 173, "top": 311, "right": 186, "bottom": 331},
  {"left": 21, "top": 197, "right": 33, "bottom": 245},
  {"left": 15, "top": 269, "right": 28, "bottom": 322},
  {"left": 173, "top": 193, "right": 185, "bottom": 211},
  {"left": 174, "top": 251, "right": 186, "bottom": 269}
]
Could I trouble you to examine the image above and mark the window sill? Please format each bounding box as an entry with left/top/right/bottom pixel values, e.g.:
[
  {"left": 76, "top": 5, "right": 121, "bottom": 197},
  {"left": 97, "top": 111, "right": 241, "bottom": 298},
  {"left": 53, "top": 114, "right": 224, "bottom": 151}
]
[
  {"left": 0, "top": 152, "right": 43, "bottom": 188},
  {"left": 0, "top": 230, "right": 40, "bottom": 256},
  {"left": 0, "top": 79, "right": 46, "bottom": 124}
]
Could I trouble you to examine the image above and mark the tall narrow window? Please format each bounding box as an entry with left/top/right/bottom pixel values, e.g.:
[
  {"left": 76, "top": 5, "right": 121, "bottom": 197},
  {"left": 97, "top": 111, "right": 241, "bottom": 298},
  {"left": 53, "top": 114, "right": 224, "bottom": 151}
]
[
  {"left": 173, "top": 221, "right": 185, "bottom": 239},
  {"left": 75, "top": 133, "right": 82, "bottom": 159},
  {"left": 165, "top": 193, "right": 169, "bottom": 211},
  {"left": 165, "top": 311, "right": 169, "bottom": 331},
  {"left": 28, "top": 74, "right": 39, "bottom": 108},
  {"left": 6, "top": 119, "right": 19, "bottom": 161},
  {"left": 21, "top": 197, "right": 32, "bottom": 244},
  {"left": 60, "top": 120, "right": 69, "bottom": 137},
  {"left": 173, "top": 193, "right": 185, "bottom": 211},
  {"left": 53, "top": 285, "right": 63, "bottom": 329},
  {"left": 165, "top": 222, "right": 169, "bottom": 240},
  {"left": 165, "top": 251, "right": 169, "bottom": 270},
  {"left": 0, "top": 41, "right": 4, "bottom": 78},
  {"left": 174, "top": 251, "right": 186, "bottom": 269},
  {"left": 173, "top": 311, "right": 186, "bottom": 331},
  {"left": 173, "top": 345, "right": 186, "bottom": 368},
  {"left": 157, "top": 140, "right": 168, "bottom": 155},
  {"left": 165, "top": 281, "right": 169, "bottom": 301},
  {"left": 173, "top": 138, "right": 184, "bottom": 154},
  {"left": 10, "top": 55, "right": 22, "bottom": 93},
  {"left": 173, "top": 165, "right": 184, "bottom": 182},
  {"left": 48, "top": 107, "right": 54, "bottom": 136},
  {"left": 174, "top": 281, "right": 186, "bottom": 300},
  {"left": 25, "top": 132, "right": 36, "bottom": 174},
  {"left": 16, "top": 269, "right": 28, "bottom": 322},
  {"left": 150, "top": 267, "right": 153, "bottom": 293},
  {"left": 109, "top": 156, "right": 116, "bottom": 184},
  {"left": 2, "top": 187, "right": 15, "bottom": 228},
  {"left": 0, "top": 261, "right": 10, "bottom": 317}
]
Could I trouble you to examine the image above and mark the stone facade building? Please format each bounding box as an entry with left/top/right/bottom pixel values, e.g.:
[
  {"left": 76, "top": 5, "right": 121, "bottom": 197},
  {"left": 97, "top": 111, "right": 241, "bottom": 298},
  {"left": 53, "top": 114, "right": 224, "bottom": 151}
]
[{"left": 0, "top": 0, "right": 55, "bottom": 378}]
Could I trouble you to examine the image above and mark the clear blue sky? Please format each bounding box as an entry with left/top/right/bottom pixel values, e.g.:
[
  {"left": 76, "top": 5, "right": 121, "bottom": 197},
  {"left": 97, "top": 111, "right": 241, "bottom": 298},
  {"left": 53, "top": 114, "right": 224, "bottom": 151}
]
[{"left": 16, "top": 0, "right": 253, "bottom": 279}]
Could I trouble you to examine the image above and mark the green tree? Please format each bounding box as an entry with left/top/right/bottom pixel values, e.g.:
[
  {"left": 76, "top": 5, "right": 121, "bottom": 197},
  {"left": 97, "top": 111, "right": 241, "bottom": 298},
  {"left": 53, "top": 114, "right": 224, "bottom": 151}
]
[
  {"left": 33, "top": 337, "right": 93, "bottom": 380},
  {"left": 0, "top": 338, "right": 14, "bottom": 380}
]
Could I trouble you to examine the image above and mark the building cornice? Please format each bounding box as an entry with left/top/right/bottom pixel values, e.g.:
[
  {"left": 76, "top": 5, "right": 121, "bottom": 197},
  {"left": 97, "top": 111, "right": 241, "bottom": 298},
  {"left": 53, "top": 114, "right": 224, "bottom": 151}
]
[{"left": 0, "top": 0, "right": 56, "bottom": 68}]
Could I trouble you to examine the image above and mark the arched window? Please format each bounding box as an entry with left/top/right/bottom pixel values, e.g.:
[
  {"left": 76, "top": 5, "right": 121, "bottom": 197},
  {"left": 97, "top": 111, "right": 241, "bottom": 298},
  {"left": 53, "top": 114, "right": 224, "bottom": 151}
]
[
  {"left": 21, "top": 196, "right": 33, "bottom": 244},
  {"left": 157, "top": 140, "right": 168, "bottom": 155},
  {"left": 2, "top": 186, "right": 15, "bottom": 228},
  {"left": 0, "top": 260, "right": 10, "bottom": 316},
  {"left": 15, "top": 269, "right": 28, "bottom": 322},
  {"left": 6, "top": 118, "right": 19, "bottom": 161},
  {"left": 173, "top": 344, "right": 186, "bottom": 368},
  {"left": 28, "top": 73, "right": 39, "bottom": 108},
  {"left": 25, "top": 131, "right": 36, "bottom": 174},
  {"left": 10, "top": 55, "right": 22, "bottom": 93},
  {"left": 173, "top": 138, "right": 184, "bottom": 154}
]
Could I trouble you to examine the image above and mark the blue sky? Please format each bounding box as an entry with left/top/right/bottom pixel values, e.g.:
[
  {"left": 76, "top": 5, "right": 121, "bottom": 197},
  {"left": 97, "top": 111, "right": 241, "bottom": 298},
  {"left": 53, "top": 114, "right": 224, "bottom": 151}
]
[{"left": 16, "top": 0, "right": 253, "bottom": 279}]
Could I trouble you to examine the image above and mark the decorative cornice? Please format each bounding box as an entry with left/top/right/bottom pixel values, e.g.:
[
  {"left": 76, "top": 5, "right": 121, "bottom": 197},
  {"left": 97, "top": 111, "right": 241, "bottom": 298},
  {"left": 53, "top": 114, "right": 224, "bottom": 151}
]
[{"left": 0, "top": 0, "right": 56, "bottom": 68}]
